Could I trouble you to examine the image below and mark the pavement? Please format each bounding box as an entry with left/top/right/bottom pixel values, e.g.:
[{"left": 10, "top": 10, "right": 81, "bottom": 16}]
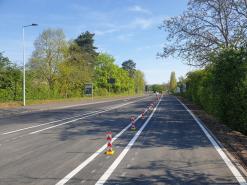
[{"left": 0, "top": 95, "right": 246, "bottom": 185}]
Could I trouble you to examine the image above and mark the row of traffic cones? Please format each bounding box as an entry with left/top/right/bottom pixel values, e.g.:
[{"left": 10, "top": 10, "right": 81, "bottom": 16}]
[{"left": 105, "top": 95, "right": 162, "bottom": 155}]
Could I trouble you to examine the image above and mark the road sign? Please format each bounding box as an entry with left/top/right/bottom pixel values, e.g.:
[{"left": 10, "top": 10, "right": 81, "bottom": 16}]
[{"left": 85, "top": 83, "right": 93, "bottom": 100}]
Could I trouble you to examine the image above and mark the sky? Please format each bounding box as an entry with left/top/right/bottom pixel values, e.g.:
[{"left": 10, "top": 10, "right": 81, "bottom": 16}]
[{"left": 0, "top": 0, "right": 192, "bottom": 84}]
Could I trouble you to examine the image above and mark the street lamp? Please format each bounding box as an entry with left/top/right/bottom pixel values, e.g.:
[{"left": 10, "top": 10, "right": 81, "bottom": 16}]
[{"left": 22, "top": 23, "right": 38, "bottom": 106}]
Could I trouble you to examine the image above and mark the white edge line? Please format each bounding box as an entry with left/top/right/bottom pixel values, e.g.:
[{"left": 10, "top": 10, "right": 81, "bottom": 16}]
[
  {"left": 176, "top": 97, "right": 247, "bottom": 185},
  {"left": 95, "top": 97, "right": 162, "bottom": 185},
  {"left": 55, "top": 112, "right": 143, "bottom": 185}
]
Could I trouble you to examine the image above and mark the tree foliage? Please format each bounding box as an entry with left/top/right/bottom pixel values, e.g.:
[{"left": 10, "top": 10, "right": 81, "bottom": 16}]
[
  {"left": 0, "top": 29, "right": 146, "bottom": 102},
  {"left": 0, "top": 52, "right": 22, "bottom": 101},
  {"left": 183, "top": 47, "right": 247, "bottom": 134},
  {"left": 29, "top": 28, "right": 67, "bottom": 91},
  {"left": 159, "top": 0, "right": 247, "bottom": 66},
  {"left": 169, "top": 71, "right": 177, "bottom": 92},
  {"left": 122, "top": 59, "right": 136, "bottom": 78}
]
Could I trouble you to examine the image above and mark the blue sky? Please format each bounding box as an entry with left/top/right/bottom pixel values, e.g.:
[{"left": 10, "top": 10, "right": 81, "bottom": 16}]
[{"left": 0, "top": 0, "right": 192, "bottom": 84}]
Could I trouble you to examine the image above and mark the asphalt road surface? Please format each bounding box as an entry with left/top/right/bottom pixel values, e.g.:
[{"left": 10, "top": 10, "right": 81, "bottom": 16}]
[{"left": 0, "top": 95, "right": 246, "bottom": 185}]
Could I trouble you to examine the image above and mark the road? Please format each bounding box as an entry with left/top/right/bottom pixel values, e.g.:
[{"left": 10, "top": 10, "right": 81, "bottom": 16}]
[{"left": 0, "top": 95, "right": 246, "bottom": 185}]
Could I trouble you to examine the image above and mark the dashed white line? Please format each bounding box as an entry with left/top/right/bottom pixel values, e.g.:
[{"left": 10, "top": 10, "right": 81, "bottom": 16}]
[{"left": 91, "top": 169, "right": 96, "bottom": 173}]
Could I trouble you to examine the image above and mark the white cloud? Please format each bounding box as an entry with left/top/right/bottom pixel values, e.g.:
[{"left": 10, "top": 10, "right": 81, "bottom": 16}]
[
  {"left": 117, "top": 33, "right": 134, "bottom": 41},
  {"left": 132, "top": 18, "right": 153, "bottom": 29},
  {"left": 94, "top": 28, "right": 118, "bottom": 36},
  {"left": 128, "top": 5, "right": 151, "bottom": 14}
]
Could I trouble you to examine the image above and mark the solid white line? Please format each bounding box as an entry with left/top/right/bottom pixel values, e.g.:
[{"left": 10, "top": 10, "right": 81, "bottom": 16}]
[
  {"left": 29, "top": 97, "right": 148, "bottom": 135},
  {"left": 41, "top": 96, "right": 136, "bottom": 110},
  {"left": 1, "top": 96, "right": 148, "bottom": 135},
  {"left": 95, "top": 98, "right": 161, "bottom": 185},
  {"left": 1, "top": 111, "right": 100, "bottom": 135},
  {"left": 29, "top": 109, "right": 109, "bottom": 134},
  {"left": 176, "top": 97, "right": 247, "bottom": 185},
  {"left": 55, "top": 113, "right": 143, "bottom": 185}
]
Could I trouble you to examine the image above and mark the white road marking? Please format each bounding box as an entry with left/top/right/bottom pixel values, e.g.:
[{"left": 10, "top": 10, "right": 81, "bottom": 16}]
[
  {"left": 1, "top": 96, "right": 149, "bottom": 135},
  {"left": 126, "top": 164, "right": 131, "bottom": 168},
  {"left": 91, "top": 169, "right": 96, "bottom": 173},
  {"left": 55, "top": 113, "right": 143, "bottom": 185},
  {"left": 1, "top": 110, "right": 100, "bottom": 135},
  {"left": 95, "top": 98, "right": 161, "bottom": 185},
  {"left": 131, "top": 157, "right": 135, "bottom": 161},
  {"left": 176, "top": 97, "right": 247, "bottom": 185},
  {"left": 29, "top": 97, "right": 148, "bottom": 135},
  {"left": 29, "top": 110, "right": 109, "bottom": 134},
  {"left": 121, "top": 172, "right": 126, "bottom": 177},
  {"left": 80, "top": 180, "right": 86, "bottom": 184}
]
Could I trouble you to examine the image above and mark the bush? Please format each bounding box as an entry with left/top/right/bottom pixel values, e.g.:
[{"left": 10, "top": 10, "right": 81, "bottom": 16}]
[
  {"left": 183, "top": 47, "right": 247, "bottom": 134},
  {"left": 211, "top": 47, "right": 247, "bottom": 133}
]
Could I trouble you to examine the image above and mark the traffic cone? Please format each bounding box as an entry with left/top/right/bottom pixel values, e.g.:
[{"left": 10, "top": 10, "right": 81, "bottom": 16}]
[
  {"left": 105, "top": 132, "right": 114, "bottom": 155},
  {"left": 130, "top": 116, "right": 136, "bottom": 131}
]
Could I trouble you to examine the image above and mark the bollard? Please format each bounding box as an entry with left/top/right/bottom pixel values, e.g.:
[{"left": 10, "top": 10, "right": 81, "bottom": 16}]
[
  {"left": 105, "top": 132, "right": 114, "bottom": 155},
  {"left": 130, "top": 116, "right": 136, "bottom": 131},
  {"left": 141, "top": 112, "right": 145, "bottom": 120}
]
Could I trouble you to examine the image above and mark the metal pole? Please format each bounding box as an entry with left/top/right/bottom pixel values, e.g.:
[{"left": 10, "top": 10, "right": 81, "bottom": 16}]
[{"left": 22, "top": 26, "right": 26, "bottom": 106}]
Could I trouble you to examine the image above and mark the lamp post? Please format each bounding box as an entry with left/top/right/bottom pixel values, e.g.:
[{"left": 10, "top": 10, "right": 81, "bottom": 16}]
[{"left": 22, "top": 23, "right": 38, "bottom": 106}]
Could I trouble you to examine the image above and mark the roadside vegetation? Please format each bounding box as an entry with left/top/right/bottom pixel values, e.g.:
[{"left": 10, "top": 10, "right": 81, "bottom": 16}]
[
  {"left": 161, "top": 0, "right": 247, "bottom": 134},
  {"left": 0, "top": 30, "right": 145, "bottom": 104}
]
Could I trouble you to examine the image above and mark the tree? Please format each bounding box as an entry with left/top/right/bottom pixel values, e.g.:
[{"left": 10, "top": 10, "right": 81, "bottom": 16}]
[
  {"left": 134, "top": 70, "right": 145, "bottom": 94},
  {"left": 122, "top": 59, "right": 136, "bottom": 78},
  {"left": 0, "top": 52, "right": 22, "bottom": 101},
  {"left": 169, "top": 71, "right": 177, "bottom": 92},
  {"left": 75, "top": 31, "right": 98, "bottom": 57},
  {"left": 94, "top": 53, "right": 135, "bottom": 94},
  {"left": 151, "top": 84, "right": 164, "bottom": 93},
  {"left": 29, "top": 28, "right": 67, "bottom": 91},
  {"left": 58, "top": 42, "right": 93, "bottom": 97},
  {"left": 159, "top": 0, "right": 247, "bottom": 66},
  {"left": 0, "top": 52, "right": 12, "bottom": 89}
]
